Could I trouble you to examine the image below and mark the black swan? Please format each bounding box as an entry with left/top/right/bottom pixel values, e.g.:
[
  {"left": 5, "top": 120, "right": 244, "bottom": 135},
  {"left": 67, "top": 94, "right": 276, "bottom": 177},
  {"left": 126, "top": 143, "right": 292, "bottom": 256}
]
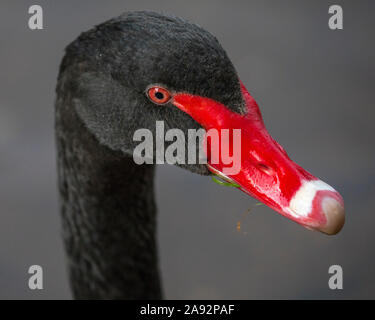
[{"left": 55, "top": 11, "right": 345, "bottom": 299}]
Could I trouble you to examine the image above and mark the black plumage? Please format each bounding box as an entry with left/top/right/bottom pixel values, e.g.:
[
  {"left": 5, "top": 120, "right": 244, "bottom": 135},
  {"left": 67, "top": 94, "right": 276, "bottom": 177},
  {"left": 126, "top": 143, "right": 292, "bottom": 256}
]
[{"left": 55, "top": 11, "right": 244, "bottom": 299}]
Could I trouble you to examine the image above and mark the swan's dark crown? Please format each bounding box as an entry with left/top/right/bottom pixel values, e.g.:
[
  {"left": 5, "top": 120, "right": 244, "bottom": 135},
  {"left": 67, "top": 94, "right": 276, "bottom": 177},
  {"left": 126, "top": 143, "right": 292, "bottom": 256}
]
[{"left": 60, "top": 11, "right": 244, "bottom": 113}]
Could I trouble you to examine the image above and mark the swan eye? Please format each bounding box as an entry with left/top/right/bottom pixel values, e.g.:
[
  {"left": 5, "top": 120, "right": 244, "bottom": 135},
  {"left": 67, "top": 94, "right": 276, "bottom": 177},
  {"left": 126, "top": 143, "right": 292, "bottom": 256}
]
[{"left": 147, "top": 86, "right": 172, "bottom": 105}]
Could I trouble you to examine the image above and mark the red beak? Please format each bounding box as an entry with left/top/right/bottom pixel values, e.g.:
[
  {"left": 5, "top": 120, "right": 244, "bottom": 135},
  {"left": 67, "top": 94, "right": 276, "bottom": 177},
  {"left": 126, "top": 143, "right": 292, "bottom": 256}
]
[{"left": 172, "top": 81, "right": 345, "bottom": 235}]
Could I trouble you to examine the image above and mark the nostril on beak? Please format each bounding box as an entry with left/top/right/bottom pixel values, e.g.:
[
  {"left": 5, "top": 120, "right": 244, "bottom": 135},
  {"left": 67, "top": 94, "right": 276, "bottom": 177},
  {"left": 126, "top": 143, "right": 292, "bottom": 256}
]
[
  {"left": 320, "top": 197, "right": 345, "bottom": 235},
  {"left": 257, "top": 163, "right": 274, "bottom": 176}
]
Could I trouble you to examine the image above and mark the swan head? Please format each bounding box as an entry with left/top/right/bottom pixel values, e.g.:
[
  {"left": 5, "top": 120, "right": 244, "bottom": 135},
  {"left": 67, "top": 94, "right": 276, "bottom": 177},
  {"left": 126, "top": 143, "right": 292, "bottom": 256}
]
[{"left": 61, "top": 11, "right": 344, "bottom": 235}]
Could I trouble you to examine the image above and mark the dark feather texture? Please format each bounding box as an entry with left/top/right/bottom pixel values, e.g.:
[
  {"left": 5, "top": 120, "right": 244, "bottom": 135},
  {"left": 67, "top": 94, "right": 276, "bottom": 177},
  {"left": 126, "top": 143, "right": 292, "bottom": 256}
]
[{"left": 55, "top": 11, "right": 243, "bottom": 299}]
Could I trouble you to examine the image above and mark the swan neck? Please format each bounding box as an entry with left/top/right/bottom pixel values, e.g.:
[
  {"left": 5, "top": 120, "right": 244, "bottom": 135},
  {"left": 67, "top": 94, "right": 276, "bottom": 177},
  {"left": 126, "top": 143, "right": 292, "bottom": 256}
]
[{"left": 56, "top": 104, "right": 162, "bottom": 299}]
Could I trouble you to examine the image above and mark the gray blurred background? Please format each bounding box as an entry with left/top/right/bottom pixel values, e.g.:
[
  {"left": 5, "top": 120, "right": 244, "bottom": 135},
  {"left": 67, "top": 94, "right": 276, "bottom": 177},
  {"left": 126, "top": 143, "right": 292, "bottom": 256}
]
[{"left": 0, "top": 0, "right": 374, "bottom": 299}]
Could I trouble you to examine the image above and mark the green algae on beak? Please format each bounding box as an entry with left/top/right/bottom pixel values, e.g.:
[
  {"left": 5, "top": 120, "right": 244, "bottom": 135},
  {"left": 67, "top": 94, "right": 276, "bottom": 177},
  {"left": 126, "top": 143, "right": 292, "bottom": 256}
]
[{"left": 211, "top": 175, "right": 240, "bottom": 188}]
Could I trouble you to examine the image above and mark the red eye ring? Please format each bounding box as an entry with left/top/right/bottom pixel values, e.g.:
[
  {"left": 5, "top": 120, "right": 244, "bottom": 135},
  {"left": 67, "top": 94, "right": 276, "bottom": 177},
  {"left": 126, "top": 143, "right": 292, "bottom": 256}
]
[{"left": 147, "top": 86, "right": 172, "bottom": 105}]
